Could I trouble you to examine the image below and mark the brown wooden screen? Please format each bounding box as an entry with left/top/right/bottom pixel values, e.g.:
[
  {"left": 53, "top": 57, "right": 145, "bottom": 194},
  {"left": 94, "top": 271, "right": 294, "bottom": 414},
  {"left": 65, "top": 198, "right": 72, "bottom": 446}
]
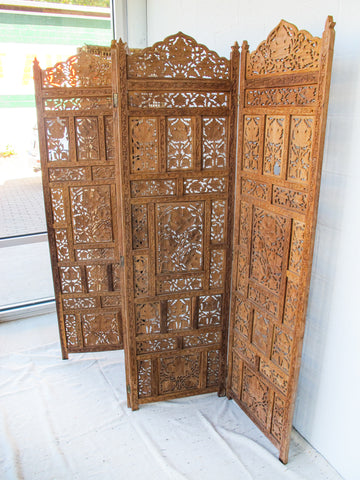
[
  {"left": 226, "top": 17, "right": 335, "bottom": 463},
  {"left": 34, "top": 47, "right": 123, "bottom": 359},
  {"left": 112, "top": 33, "right": 239, "bottom": 409}
]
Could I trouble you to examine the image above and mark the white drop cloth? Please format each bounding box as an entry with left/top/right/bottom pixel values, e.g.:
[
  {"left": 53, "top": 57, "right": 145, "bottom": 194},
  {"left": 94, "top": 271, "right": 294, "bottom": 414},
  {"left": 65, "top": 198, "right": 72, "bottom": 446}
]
[{"left": 0, "top": 342, "right": 342, "bottom": 480}]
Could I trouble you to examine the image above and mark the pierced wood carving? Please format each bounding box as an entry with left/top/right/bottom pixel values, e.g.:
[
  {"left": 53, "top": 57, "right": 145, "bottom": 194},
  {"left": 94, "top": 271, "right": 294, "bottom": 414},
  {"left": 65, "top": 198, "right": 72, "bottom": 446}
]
[
  {"left": 34, "top": 48, "right": 123, "bottom": 358},
  {"left": 113, "top": 32, "right": 239, "bottom": 409},
  {"left": 227, "top": 17, "right": 335, "bottom": 463}
]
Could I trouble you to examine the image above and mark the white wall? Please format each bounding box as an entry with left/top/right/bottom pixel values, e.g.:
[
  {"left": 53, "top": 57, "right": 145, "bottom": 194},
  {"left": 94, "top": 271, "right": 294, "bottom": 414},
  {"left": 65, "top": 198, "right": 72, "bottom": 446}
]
[{"left": 145, "top": 1, "right": 360, "bottom": 479}]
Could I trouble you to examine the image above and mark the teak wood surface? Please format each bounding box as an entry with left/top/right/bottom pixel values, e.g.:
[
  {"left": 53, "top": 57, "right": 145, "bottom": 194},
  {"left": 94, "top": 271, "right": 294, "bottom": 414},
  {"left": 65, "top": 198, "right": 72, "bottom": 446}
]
[
  {"left": 34, "top": 46, "right": 123, "bottom": 358},
  {"left": 35, "top": 18, "right": 335, "bottom": 463}
]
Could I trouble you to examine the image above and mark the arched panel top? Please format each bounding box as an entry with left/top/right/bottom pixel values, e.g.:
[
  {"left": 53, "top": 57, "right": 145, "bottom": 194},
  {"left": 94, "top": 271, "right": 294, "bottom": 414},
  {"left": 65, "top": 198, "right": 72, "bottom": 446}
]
[
  {"left": 246, "top": 19, "right": 325, "bottom": 78},
  {"left": 127, "top": 32, "right": 230, "bottom": 80},
  {"left": 41, "top": 48, "right": 112, "bottom": 88}
]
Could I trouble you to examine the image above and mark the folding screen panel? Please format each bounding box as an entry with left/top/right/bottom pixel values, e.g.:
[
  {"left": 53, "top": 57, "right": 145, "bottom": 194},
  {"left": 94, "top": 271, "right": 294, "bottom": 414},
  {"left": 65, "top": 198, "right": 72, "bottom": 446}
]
[
  {"left": 34, "top": 47, "right": 123, "bottom": 358},
  {"left": 112, "top": 34, "right": 239, "bottom": 409},
  {"left": 226, "top": 18, "right": 335, "bottom": 462}
]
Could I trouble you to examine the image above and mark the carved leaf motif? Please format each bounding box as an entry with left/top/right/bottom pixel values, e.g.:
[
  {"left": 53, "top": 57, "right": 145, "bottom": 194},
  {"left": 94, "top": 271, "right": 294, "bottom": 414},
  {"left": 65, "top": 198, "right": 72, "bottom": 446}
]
[
  {"left": 241, "top": 366, "right": 269, "bottom": 426},
  {"left": 158, "top": 276, "right": 203, "bottom": 294},
  {"left": 44, "top": 96, "right": 112, "bottom": 111},
  {"left": 167, "top": 298, "right": 191, "bottom": 331},
  {"left": 132, "top": 204, "right": 148, "bottom": 249},
  {"left": 135, "top": 302, "right": 160, "bottom": 335},
  {"left": 247, "top": 20, "right": 321, "bottom": 77},
  {"left": 157, "top": 202, "right": 204, "bottom": 273},
  {"left": 55, "top": 229, "right": 70, "bottom": 261},
  {"left": 234, "top": 299, "right": 252, "bottom": 339},
  {"left": 42, "top": 50, "right": 112, "bottom": 88},
  {"left": 128, "top": 32, "right": 229, "bottom": 80},
  {"left": 128, "top": 91, "right": 228, "bottom": 108},
  {"left": 159, "top": 354, "right": 200, "bottom": 394},
  {"left": 51, "top": 188, "right": 66, "bottom": 224},
  {"left": 64, "top": 314, "right": 79, "bottom": 347},
  {"left": 209, "top": 249, "right": 225, "bottom": 288},
  {"left": 271, "top": 327, "right": 293, "bottom": 373},
  {"left": 75, "top": 117, "right": 99, "bottom": 161},
  {"left": 251, "top": 208, "right": 289, "bottom": 293},
  {"left": 198, "top": 295, "right": 222, "bottom": 327},
  {"left": 167, "top": 117, "right": 192, "bottom": 170},
  {"left": 273, "top": 185, "right": 308, "bottom": 212},
  {"left": 206, "top": 350, "right": 220, "bottom": 387},
  {"left": 82, "top": 313, "right": 120, "bottom": 346},
  {"left": 263, "top": 116, "right": 285, "bottom": 176},
  {"left": 202, "top": 117, "right": 227, "bottom": 169},
  {"left": 70, "top": 186, "right": 113, "bottom": 244},
  {"left": 210, "top": 200, "right": 226, "bottom": 244},
  {"left": 138, "top": 360, "right": 152, "bottom": 397},
  {"left": 130, "top": 118, "right": 158, "bottom": 172},
  {"left": 184, "top": 177, "right": 226, "bottom": 194},
  {"left": 133, "top": 256, "right": 149, "bottom": 297},
  {"left": 86, "top": 265, "right": 109, "bottom": 292},
  {"left": 245, "top": 86, "right": 317, "bottom": 107},
  {"left": 45, "top": 118, "right": 69, "bottom": 162},
  {"left": 60, "top": 266, "right": 82, "bottom": 294},
  {"left": 243, "top": 116, "right": 260, "bottom": 171},
  {"left": 252, "top": 310, "right": 271, "bottom": 354},
  {"left": 288, "top": 117, "right": 314, "bottom": 183}
]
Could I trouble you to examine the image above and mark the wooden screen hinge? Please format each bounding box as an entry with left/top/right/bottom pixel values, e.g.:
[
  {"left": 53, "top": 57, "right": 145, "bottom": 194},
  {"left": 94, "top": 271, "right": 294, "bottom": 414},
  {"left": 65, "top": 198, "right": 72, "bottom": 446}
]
[
  {"left": 120, "top": 255, "right": 124, "bottom": 268},
  {"left": 127, "top": 384, "right": 131, "bottom": 394},
  {"left": 113, "top": 93, "right": 118, "bottom": 108}
]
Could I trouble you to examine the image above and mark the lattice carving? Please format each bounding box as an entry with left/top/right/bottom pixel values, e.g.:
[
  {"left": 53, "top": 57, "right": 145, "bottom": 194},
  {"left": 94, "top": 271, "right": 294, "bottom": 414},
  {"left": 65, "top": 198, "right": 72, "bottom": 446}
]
[
  {"left": 241, "top": 366, "right": 269, "bottom": 426},
  {"left": 86, "top": 265, "right": 109, "bottom": 292},
  {"left": 167, "top": 298, "right": 191, "bottom": 331},
  {"left": 45, "top": 118, "right": 69, "bottom": 162},
  {"left": 63, "top": 297, "right": 96, "bottom": 309},
  {"left": 51, "top": 188, "right": 66, "bottom": 224},
  {"left": 198, "top": 295, "right": 222, "bottom": 327},
  {"left": 42, "top": 50, "right": 112, "bottom": 88},
  {"left": 157, "top": 203, "right": 203, "bottom": 273},
  {"left": 131, "top": 179, "right": 176, "bottom": 197},
  {"left": 75, "top": 117, "right": 100, "bottom": 161},
  {"left": 159, "top": 354, "right": 201, "bottom": 394},
  {"left": 128, "top": 32, "right": 229, "bottom": 79},
  {"left": 129, "top": 91, "right": 228, "bottom": 109},
  {"left": 135, "top": 302, "right": 161, "bottom": 335},
  {"left": 138, "top": 360, "right": 152, "bottom": 397},
  {"left": 207, "top": 350, "right": 221, "bottom": 387},
  {"left": 245, "top": 86, "right": 317, "bottom": 107},
  {"left": 70, "top": 186, "right": 113, "bottom": 244},
  {"left": 167, "top": 117, "right": 193, "bottom": 170},
  {"left": 272, "top": 185, "right": 308, "bottom": 212},
  {"left": 263, "top": 116, "right": 285, "bottom": 176},
  {"left": 158, "top": 276, "right": 203, "bottom": 294},
  {"left": 234, "top": 299, "right": 252, "bottom": 339},
  {"left": 82, "top": 313, "right": 121, "bottom": 346},
  {"left": 250, "top": 208, "right": 289, "bottom": 293},
  {"left": 183, "top": 177, "right": 226, "bottom": 194},
  {"left": 49, "top": 167, "right": 90, "bottom": 182},
  {"left": 243, "top": 116, "right": 260, "bottom": 171},
  {"left": 44, "top": 96, "right": 112, "bottom": 111},
  {"left": 133, "top": 255, "right": 149, "bottom": 297},
  {"left": 60, "top": 266, "right": 83, "bottom": 294},
  {"left": 64, "top": 314, "right": 79, "bottom": 347},
  {"left": 132, "top": 204, "right": 149, "bottom": 249},
  {"left": 130, "top": 118, "right": 158, "bottom": 172},
  {"left": 252, "top": 310, "right": 271, "bottom": 354},
  {"left": 209, "top": 249, "right": 225, "bottom": 288},
  {"left": 55, "top": 229, "right": 70, "bottom": 261},
  {"left": 246, "top": 20, "right": 321, "bottom": 77},
  {"left": 287, "top": 117, "right": 314, "bottom": 183},
  {"left": 202, "top": 117, "right": 227, "bottom": 169},
  {"left": 210, "top": 200, "right": 226, "bottom": 244},
  {"left": 136, "top": 337, "right": 177, "bottom": 354}
]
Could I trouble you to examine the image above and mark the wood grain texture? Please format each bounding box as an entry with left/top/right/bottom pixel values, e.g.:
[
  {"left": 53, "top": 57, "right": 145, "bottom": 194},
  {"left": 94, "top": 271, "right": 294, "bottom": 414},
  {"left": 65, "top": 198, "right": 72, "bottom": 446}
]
[
  {"left": 34, "top": 47, "right": 123, "bottom": 358},
  {"left": 112, "top": 33, "right": 239, "bottom": 409},
  {"left": 226, "top": 17, "right": 335, "bottom": 463}
]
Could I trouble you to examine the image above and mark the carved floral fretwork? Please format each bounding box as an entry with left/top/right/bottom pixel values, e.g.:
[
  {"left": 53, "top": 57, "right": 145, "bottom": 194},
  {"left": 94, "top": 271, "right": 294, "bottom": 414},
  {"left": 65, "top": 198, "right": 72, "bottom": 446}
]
[
  {"left": 42, "top": 51, "right": 112, "bottom": 88},
  {"left": 128, "top": 32, "right": 230, "bottom": 79},
  {"left": 246, "top": 20, "right": 321, "bottom": 77}
]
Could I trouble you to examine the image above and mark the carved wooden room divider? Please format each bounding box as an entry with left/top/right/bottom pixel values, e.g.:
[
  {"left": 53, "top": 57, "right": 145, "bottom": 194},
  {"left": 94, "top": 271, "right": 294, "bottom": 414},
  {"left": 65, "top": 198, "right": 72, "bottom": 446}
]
[
  {"left": 226, "top": 17, "right": 335, "bottom": 462},
  {"left": 112, "top": 33, "right": 240, "bottom": 408},
  {"left": 34, "top": 46, "right": 123, "bottom": 358},
  {"left": 35, "top": 17, "right": 334, "bottom": 464}
]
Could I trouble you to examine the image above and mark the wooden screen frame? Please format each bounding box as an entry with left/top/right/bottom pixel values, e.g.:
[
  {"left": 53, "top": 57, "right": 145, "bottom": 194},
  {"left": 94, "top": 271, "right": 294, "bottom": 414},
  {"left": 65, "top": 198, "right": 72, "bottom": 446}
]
[
  {"left": 112, "top": 33, "right": 240, "bottom": 409},
  {"left": 34, "top": 48, "right": 123, "bottom": 358},
  {"left": 226, "top": 17, "right": 335, "bottom": 463}
]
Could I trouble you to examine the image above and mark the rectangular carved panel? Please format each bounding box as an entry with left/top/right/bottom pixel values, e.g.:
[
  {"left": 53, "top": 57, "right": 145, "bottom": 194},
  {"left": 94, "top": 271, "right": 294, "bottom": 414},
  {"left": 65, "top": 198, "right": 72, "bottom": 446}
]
[
  {"left": 227, "top": 18, "right": 335, "bottom": 464},
  {"left": 34, "top": 49, "right": 123, "bottom": 358}
]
